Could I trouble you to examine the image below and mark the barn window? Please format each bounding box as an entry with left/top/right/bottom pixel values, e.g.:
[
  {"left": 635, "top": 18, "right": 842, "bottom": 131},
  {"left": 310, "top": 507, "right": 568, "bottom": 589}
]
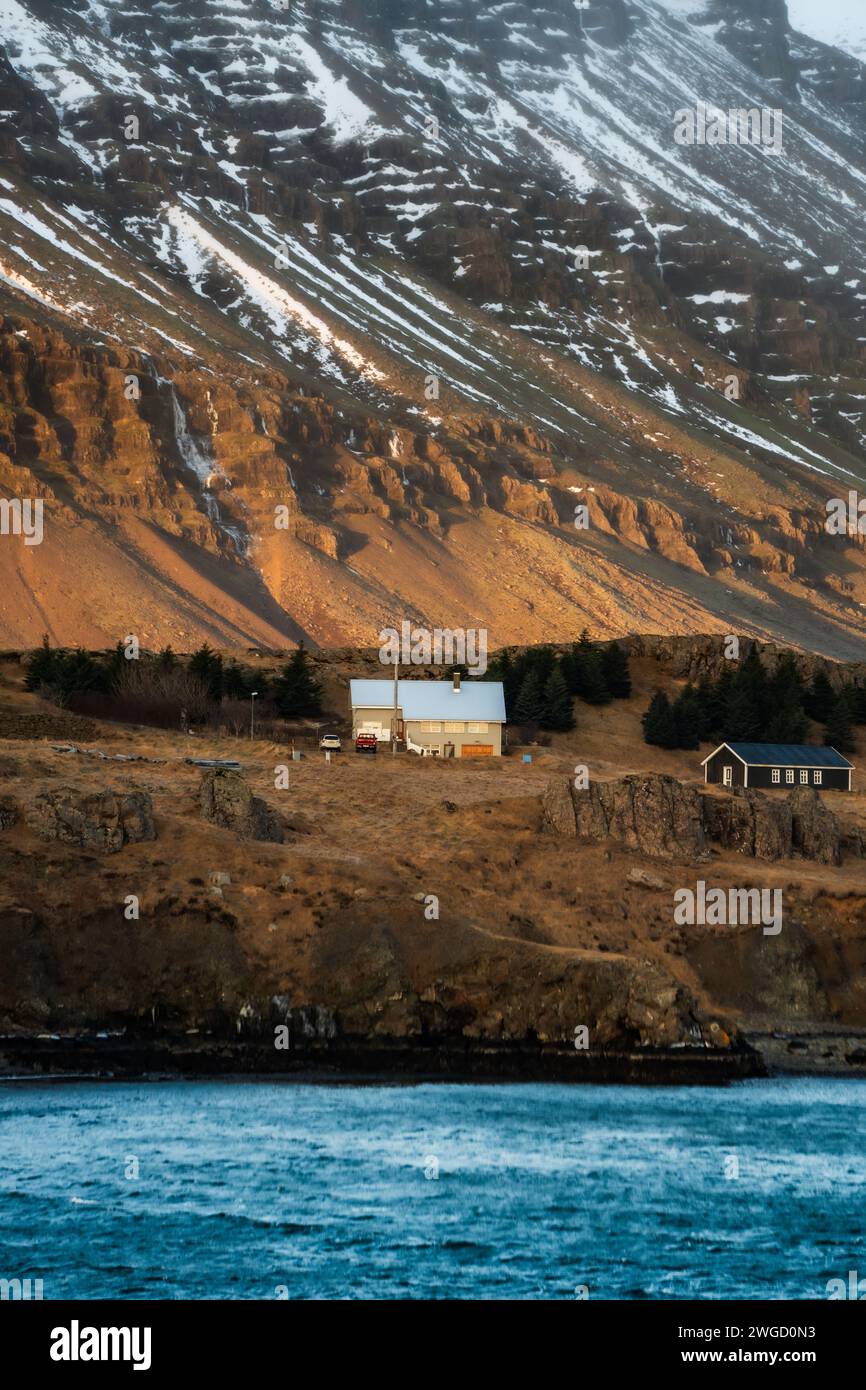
[
  {"left": 467, "top": 722, "right": 488, "bottom": 733},
  {"left": 771, "top": 769, "right": 780, "bottom": 783},
  {"left": 421, "top": 722, "right": 442, "bottom": 733},
  {"left": 786, "top": 770, "right": 794, "bottom": 784},
  {"left": 800, "top": 770, "right": 809, "bottom": 784},
  {"left": 814, "top": 771, "right": 822, "bottom": 786},
  {"left": 444, "top": 721, "right": 464, "bottom": 733}
]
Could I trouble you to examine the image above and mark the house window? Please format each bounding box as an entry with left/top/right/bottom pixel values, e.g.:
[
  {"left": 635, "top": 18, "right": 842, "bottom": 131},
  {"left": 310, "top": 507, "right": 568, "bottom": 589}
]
[
  {"left": 467, "top": 722, "right": 488, "bottom": 734},
  {"left": 800, "top": 770, "right": 809, "bottom": 784},
  {"left": 814, "top": 771, "right": 822, "bottom": 786},
  {"left": 786, "top": 770, "right": 795, "bottom": 784},
  {"left": 420, "top": 722, "right": 442, "bottom": 733},
  {"left": 771, "top": 769, "right": 780, "bottom": 784},
  {"left": 444, "top": 721, "right": 464, "bottom": 733}
]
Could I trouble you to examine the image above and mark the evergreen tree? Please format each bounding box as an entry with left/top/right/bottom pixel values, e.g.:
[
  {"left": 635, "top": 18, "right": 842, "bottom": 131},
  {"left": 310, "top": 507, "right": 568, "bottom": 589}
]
[
  {"left": 34, "top": 648, "right": 109, "bottom": 703},
  {"left": 514, "top": 668, "right": 545, "bottom": 725},
  {"left": 488, "top": 647, "right": 521, "bottom": 714},
  {"left": 672, "top": 683, "right": 702, "bottom": 750},
  {"left": 580, "top": 646, "right": 613, "bottom": 706},
  {"left": 708, "top": 662, "right": 735, "bottom": 737},
  {"left": 532, "top": 645, "right": 557, "bottom": 687},
  {"left": 562, "top": 630, "right": 594, "bottom": 698},
  {"left": 223, "top": 660, "right": 257, "bottom": 701},
  {"left": 769, "top": 653, "right": 805, "bottom": 707},
  {"left": 734, "top": 646, "right": 770, "bottom": 734},
  {"left": 157, "top": 646, "right": 177, "bottom": 671},
  {"left": 273, "top": 643, "right": 323, "bottom": 718},
  {"left": 805, "top": 669, "right": 835, "bottom": 724},
  {"left": 24, "top": 634, "right": 57, "bottom": 691},
  {"left": 541, "top": 665, "right": 575, "bottom": 731},
  {"left": 825, "top": 688, "right": 857, "bottom": 755},
  {"left": 764, "top": 652, "right": 808, "bottom": 743},
  {"left": 189, "top": 644, "right": 224, "bottom": 701},
  {"left": 694, "top": 674, "right": 716, "bottom": 741},
  {"left": 725, "top": 683, "right": 761, "bottom": 741},
  {"left": 642, "top": 690, "right": 678, "bottom": 748},
  {"left": 601, "top": 641, "right": 631, "bottom": 699},
  {"left": 765, "top": 699, "right": 808, "bottom": 745}
]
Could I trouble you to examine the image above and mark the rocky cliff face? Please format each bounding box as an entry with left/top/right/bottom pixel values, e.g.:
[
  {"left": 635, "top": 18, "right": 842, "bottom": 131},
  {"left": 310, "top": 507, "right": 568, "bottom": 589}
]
[
  {"left": 544, "top": 772, "right": 860, "bottom": 866},
  {"left": 0, "top": 2, "right": 865, "bottom": 653}
]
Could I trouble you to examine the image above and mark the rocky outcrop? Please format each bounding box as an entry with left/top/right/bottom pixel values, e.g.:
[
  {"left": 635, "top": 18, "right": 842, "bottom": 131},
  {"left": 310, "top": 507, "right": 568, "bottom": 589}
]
[
  {"left": 789, "top": 786, "right": 842, "bottom": 866},
  {"left": 199, "top": 769, "right": 284, "bottom": 843},
  {"left": 25, "top": 786, "right": 155, "bottom": 852},
  {"left": 544, "top": 773, "right": 860, "bottom": 866},
  {"left": 541, "top": 777, "right": 577, "bottom": 836},
  {"left": 705, "top": 785, "right": 847, "bottom": 865},
  {"left": 560, "top": 774, "right": 707, "bottom": 860},
  {"left": 702, "top": 788, "right": 792, "bottom": 862}
]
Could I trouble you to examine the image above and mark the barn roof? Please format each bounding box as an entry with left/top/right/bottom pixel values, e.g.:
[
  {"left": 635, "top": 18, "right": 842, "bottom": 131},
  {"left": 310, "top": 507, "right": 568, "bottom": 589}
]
[
  {"left": 701, "top": 741, "right": 854, "bottom": 769},
  {"left": 350, "top": 679, "right": 506, "bottom": 722}
]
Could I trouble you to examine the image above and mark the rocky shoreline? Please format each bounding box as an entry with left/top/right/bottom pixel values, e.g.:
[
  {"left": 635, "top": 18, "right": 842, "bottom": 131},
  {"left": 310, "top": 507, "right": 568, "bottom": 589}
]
[
  {"left": 0, "top": 1033, "right": 771, "bottom": 1085},
  {"left": 6, "top": 1030, "right": 866, "bottom": 1084}
]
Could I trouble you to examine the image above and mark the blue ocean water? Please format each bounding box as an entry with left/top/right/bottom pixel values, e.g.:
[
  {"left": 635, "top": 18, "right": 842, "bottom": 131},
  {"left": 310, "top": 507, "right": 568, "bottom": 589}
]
[{"left": 0, "top": 1077, "right": 864, "bottom": 1300}]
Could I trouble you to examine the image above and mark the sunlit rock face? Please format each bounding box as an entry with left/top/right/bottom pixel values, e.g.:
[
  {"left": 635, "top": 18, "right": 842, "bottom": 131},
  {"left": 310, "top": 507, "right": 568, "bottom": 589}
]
[{"left": 0, "top": 0, "right": 865, "bottom": 655}]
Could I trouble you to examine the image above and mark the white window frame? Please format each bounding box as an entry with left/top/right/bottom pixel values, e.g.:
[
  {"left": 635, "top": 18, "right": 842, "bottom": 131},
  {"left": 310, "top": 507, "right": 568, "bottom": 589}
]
[
  {"left": 420, "top": 721, "right": 442, "bottom": 733},
  {"left": 786, "top": 769, "right": 795, "bottom": 784},
  {"left": 444, "top": 721, "right": 464, "bottom": 733},
  {"left": 800, "top": 770, "right": 809, "bottom": 784},
  {"left": 814, "top": 770, "right": 822, "bottom": 786},
  {"left": 467, "top": 721, "right": 488, "bottom": 734},
  {"left": 771, "top": 769, "right": 780, "bottom": 784}
]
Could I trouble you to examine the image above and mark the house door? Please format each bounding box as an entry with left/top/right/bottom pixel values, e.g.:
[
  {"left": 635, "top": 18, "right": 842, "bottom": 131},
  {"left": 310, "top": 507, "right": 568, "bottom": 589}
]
[{"left": 723, "top": 765, "right": 733, "bottom": 786}]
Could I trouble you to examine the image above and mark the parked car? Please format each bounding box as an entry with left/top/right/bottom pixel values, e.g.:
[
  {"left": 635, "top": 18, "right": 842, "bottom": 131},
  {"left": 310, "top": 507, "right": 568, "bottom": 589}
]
[
  {"left": 355, "top": 732, "right": 378, "bottom": 754},
  {"left": 319, "top": 733, "right": 342, "bottom": 752}
]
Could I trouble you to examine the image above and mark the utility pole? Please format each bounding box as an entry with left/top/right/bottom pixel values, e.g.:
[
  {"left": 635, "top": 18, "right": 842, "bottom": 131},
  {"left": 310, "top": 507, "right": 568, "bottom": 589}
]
[
  {"left": 392, "top": 653, "right": 399, "bottom": 756},
  {"left": 250, "top": 690, "right": 258, "bottom": 740}
]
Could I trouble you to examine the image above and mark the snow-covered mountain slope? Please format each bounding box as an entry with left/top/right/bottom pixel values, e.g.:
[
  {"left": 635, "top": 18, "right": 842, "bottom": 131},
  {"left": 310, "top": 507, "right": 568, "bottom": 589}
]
[{"left": 1, "top": 0, "right": 866, "bottom": 656}]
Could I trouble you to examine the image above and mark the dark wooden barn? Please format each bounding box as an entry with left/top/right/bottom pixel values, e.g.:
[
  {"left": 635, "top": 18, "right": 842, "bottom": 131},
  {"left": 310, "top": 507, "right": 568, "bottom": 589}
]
[{"left": 701, "top": 742, "right": 854, "bottom": 791}]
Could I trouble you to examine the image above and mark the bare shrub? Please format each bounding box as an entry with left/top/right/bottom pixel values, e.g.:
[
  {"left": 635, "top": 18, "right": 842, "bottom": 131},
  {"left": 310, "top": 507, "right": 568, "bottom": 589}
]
[{"left": 108, "top": 663, "right": 214, "bottom": 728}]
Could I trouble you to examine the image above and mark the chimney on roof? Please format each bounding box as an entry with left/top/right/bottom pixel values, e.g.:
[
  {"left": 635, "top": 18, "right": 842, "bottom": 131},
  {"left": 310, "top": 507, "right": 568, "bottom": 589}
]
[{"left": 452, "top": 671, "right": 461, "bottom": 694}]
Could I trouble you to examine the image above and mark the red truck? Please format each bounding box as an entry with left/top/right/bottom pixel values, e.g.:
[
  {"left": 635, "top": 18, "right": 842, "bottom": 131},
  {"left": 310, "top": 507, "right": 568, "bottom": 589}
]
[{"left": 355, "top": 732, "right": 378, "bottom": 755}]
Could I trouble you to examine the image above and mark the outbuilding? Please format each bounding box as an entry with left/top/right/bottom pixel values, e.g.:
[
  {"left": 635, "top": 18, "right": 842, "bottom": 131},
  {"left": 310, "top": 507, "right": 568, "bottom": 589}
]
[
  {"left": 701, "top": 741, "right": 854, "bottom": 791},
  {"left": 349, "top": 673, "right": 506, "bottom": 756}
]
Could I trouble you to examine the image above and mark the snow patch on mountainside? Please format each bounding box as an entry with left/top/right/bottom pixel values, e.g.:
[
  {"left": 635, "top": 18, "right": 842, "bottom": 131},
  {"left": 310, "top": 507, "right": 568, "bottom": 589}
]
[
  {"left": 166, "top": 205, "right": 385, "bottom": 383},
  {"left": 290, "top": 33, "right": 382, "bottom": 144}
]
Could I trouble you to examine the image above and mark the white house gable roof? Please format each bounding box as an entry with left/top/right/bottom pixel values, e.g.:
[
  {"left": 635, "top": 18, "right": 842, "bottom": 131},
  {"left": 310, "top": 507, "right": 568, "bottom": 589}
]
[{"left": 350, "top": 679, "right": 506, "bottom": 722}]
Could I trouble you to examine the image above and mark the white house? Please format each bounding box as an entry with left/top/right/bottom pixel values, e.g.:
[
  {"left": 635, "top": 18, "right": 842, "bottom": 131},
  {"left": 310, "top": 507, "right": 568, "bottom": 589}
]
[{"left": 349, "top": 673, "right": 506, "bottom": 756}]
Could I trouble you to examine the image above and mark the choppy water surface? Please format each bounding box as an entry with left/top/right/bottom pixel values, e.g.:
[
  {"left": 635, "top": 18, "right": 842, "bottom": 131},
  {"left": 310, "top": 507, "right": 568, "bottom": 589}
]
[{"left": 1, "top": 1078, "right": 863, "bottom": 1299}]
